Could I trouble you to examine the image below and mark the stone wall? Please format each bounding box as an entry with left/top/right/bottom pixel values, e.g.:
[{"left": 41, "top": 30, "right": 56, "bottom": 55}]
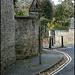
[
  {"left": 55, "top": 28, "right": 74, "bottom": 45},
  {"left": 15, "top": 17, "right": 39, "bottom": 59},
  {"left": 1, "top": 0, "right": 16, "bottom": 72}
]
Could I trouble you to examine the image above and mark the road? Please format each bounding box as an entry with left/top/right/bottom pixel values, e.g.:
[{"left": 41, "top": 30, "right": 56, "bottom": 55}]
[{"left": 55, "top": 45, "right": 74, "bottom": 75}]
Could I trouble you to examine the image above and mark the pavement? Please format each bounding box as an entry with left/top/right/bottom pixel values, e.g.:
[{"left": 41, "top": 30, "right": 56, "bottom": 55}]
[
  {"left": 43, "top": 44, "right": 65, "bottom": 49},
  {"left": 2, "top": 46, "right": 63, "bottom": 75}
]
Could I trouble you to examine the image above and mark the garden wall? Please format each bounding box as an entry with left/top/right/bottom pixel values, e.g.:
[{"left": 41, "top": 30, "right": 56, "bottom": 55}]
[
  {"left": 1, "top": 0, "right": 16, "bottom": 72},
  {"left": 15, "top": 17, "right": 39, "bottom": 59},
  {"left": 55, "top": 28, "right": 74, "bottom": 45}
]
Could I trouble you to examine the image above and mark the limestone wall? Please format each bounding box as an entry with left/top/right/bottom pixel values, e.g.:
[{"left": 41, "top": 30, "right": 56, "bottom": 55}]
[
  {"left": 15, "top": 17, "right": 39, "bottom": 59},
  {"left": 1, "top": 0, "right": 16, "bottom": 71},
  {"left": 55, "top": 29, "right": 74, "bottom": 45}
]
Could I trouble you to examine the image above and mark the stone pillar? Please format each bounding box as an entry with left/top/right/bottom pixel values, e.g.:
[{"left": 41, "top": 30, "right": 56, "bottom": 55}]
[{"left": 1, "top": 0, "right": 16, "bottom": 72}]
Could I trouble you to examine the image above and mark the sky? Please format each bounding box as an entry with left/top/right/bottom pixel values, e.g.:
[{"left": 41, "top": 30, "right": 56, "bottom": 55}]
[
  {"left": 52, "top": 0, "right": 64, "bottom": 5},
  {"left": 52, "top": 0, "right": 59, "bottom": 5}
]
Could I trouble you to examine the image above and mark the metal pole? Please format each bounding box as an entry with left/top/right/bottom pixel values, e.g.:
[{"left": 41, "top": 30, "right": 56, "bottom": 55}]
[
  {"left": 38, "top": 0, "right": 41, "bottom": 65},
  {"left": 39, "top": 15, "right": 41, "bottom": 65},
  {"left": 51, "top": 36, "right": 54, "bottom": 46},
  {"left": 49, "top": 36, "right": 51, "bottom": 48},
  {"left": 61, "top": 36, "right": 64, "bottom": 47}
]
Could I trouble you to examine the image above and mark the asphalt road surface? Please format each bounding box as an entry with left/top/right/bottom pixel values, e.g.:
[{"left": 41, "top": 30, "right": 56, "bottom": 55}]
[{"left": 55, "top": 45, "right": 74, "bottom": 75}]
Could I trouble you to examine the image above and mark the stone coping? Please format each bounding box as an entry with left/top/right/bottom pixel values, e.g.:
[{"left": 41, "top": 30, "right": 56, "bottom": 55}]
[
  {"left": 49, "top": 29, "right": 69, "bottom": 31},
  {"left": 15, "top": 16, "right": 39, "bottom": 19},
  {"left": 55, "top": 29, "right": 69, "bottom": 31}
]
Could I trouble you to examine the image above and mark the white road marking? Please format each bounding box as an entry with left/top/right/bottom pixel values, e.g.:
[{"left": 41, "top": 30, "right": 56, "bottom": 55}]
[
  {"left": 49, "top": 50, "right": 72, "bottom": 75},
  {"left": 67, "top": 47, "right": 72, "bottom": 48}
]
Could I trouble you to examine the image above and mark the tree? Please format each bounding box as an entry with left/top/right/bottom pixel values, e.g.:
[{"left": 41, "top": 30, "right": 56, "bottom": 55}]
[
  {"left": 40, "top": 0, "right": 53, "bottom": 37},
  {"left": 40, "top": 0, "right": 53, "bottom": 20},
  {"left": 54, "top": 0, "right": 74, "bottom": 27},
  {"left": 13, "top": 0, "right": 17, "bottom": 8},
  {"left": 47, "top": 18, "right": 56, "bottom": 30},
  {"left": 40, "top": 17, "right": 50, "bottom": 37}
]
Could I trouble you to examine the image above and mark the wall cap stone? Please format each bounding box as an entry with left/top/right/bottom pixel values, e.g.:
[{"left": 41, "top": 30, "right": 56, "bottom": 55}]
[
  {"left": 15, "top": 16, "right": 39, "bottom": 20},
  {"left": 55, "top": 30, "right": 69, "bottom": 31}
]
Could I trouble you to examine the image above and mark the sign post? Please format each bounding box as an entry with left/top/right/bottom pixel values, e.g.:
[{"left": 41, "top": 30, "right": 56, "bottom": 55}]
[{"left": 29, "top": 0, "right": 43, "bottom": 65}]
